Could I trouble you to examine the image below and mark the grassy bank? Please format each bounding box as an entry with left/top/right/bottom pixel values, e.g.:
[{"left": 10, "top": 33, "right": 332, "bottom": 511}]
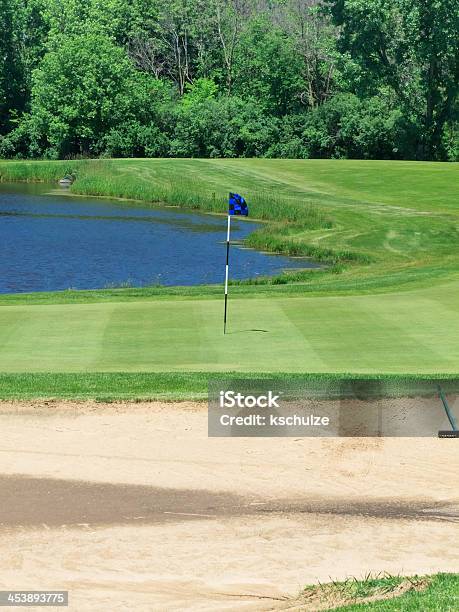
[
  {"left": 0, "top": 158, "right": 458, "bottom": 294},
  {"left": 298, "top": 573, "right": 458, "bottom": 611}
]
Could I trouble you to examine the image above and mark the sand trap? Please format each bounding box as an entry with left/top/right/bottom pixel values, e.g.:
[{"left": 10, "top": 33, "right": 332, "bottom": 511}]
[{"left": 0, "top": 401, "right": 457, "bottom": 611}]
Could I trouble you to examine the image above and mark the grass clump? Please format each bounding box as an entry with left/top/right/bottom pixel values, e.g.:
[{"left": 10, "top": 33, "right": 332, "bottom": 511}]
[
  {"left": 245, "top": 227, "right": 370, "bottom": 263},
  {"left": 296, "top": 573, "right": 459, "bottom": 611},
  {"left": 301, "top": 573, "right": 406, "bottom": 608}
]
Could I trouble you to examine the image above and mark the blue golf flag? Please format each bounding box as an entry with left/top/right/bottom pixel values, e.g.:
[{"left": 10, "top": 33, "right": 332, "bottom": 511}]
[
  {"left": 224, "top": 193, "right": 248, "bottom": 333},
  {"left": 229, "top": 193, "right": 248, "bottom": 216}
]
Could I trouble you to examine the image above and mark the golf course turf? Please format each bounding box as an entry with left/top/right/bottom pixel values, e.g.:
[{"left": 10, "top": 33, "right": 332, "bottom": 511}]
[
  {"left": 0, "top": 159, "right": 457, "bottom": 397},
  {"left": 0, "top": 283, "right": 458, "bottom": 374}
]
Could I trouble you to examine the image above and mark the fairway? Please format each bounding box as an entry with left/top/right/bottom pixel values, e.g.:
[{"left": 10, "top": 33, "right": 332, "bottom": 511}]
[{"left": 0, "top": 280, "right": 458, "bottom": 374}]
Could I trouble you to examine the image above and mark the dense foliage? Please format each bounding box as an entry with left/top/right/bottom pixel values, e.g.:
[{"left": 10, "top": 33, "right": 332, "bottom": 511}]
[{"left": 0, "top": 0, "right": 457, "bottom": 160}]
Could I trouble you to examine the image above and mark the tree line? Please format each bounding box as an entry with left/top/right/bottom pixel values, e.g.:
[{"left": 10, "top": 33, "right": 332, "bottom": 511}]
[{"left": 0, "top": 0, "right": 457, "bottom": 161}]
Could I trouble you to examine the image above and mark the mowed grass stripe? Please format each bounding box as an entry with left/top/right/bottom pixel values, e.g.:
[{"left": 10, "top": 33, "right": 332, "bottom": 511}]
[
  {"left": 280, "top": 296, "right": 432, "bottom": 372},
  {"left": 0, "top": 308, "right": 31, "bottom": 351},
  {"left": 0, "top": 303, "right": 116, "bottom": 371},
  {"left": 0, "top": 282, "right": 457, "bottom": 374},
  {"left": 94, "top": 300, "right": 220, "bottom": 370},
  {"left": 92, "top": 298, "right": 316, "bottom": 372},
  {"left": 281, "top": 285, "right": 459, "bottom": 372},
  {"left": 371, "top": 293, "right": 459, "bottom": 369},
  {"left": 232, "top": 159, "right": 459, "bottom": 213},
  {"left": 210, "top": 297, "right": 328, "bottom": 372}
]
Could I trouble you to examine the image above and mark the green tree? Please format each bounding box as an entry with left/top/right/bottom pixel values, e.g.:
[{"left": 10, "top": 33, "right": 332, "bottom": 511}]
[
  {"left": 126, "top": 0, "right": 219, "bottom": 94},
  {"left": 234, "top": 17, "right": 304, "bottom": 115},
  {"left": 303, "top": 92, "right": 404, "bottom": 158},
  {"left": 0, "top": 0, "right": 24, "bottom": 134},
  {"left": 0, "top": 0, "right": 457, "bottom": 160},
  {"left": 280, "top": 0, "right": 342, "bottom": 108},
  {"left": 15, "top": 0, "right": 49, "bottom": 83},
  {"left": 171, "top": 92, "right": 276, "bottom": 157},
  {"left": 40, "top": 0, "right": 138, "bottom": 44},
  {"left": 28, "top": 34, "right": 161, "bottom": 157},
  {"left": 330, "top": 0, "right": 459, "bottom": 159}
]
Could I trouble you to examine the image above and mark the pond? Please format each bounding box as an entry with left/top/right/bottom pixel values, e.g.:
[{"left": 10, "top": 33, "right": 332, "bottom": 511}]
[{"left": 0, "top": 183, "right": 318, "bottom": 293}]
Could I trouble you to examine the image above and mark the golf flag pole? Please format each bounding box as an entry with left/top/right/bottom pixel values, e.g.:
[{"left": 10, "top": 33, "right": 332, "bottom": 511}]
[
  {"left": 224, "top": 213, "right": 231, "bottom": 334},
  {"left": 224, "top": 193, "right": 248, "bottom": 334}
]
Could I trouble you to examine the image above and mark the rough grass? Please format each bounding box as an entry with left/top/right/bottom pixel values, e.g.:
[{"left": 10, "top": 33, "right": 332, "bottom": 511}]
[
  {"left": 295, "top": 573, "right": 459, "bottom": 611},
  {"left": 307, "top": 573, "right": 459, "bottom": 611},
  {"left": 0, "top": 372, "right": 456, "bottom": 401}
]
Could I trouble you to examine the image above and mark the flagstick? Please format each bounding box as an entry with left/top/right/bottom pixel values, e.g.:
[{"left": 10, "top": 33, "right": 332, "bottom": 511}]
[{"left": 224, "top": 214, "right": 231, "bottom": 334}]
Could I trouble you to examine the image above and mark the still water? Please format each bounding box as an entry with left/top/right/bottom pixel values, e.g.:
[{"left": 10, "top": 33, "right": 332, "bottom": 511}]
[{"left": 0, "top": 183, "right": 317, "bottom": 293}]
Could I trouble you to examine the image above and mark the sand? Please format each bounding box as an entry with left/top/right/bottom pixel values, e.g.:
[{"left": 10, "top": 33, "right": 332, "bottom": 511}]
[{"left": 0, "top": 400, "right": 457, "bottom": 611}]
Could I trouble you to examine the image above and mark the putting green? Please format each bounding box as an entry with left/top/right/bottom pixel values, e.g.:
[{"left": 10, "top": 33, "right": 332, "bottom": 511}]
[{"left": 0, "top": 280, "right": 457, "bottom": 373}]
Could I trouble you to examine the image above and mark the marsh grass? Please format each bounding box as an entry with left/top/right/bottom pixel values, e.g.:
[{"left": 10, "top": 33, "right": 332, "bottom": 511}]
[
  {"left": 74, "top": 165, "right": 327, "bottom": 222},
  {"left": 0, "top": 160, "right": 87, "bottom": 182},
  {"left": 324, "top": 573, "right": 458, "bottom": 611}
]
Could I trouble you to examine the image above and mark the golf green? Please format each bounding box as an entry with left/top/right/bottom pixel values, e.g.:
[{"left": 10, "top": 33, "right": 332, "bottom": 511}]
[{"left": 0, "top": 280, "right": 457, "bottom": 374}]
